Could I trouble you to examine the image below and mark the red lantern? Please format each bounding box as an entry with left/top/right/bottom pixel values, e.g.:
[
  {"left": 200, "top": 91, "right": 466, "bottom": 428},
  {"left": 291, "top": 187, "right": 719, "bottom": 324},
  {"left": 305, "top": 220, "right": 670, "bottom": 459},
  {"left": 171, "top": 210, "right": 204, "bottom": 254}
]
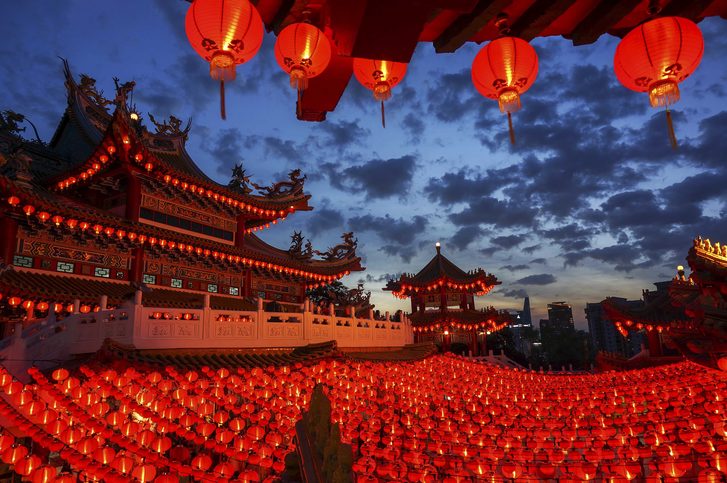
[
  {"left": 353, "top": 59, "right": 408, "bottom": 128},
  {"left": 185, "top": 0, "right": 264, "bottom": 119},
  {"left": 274, "top": 22, "right": 331, "bottom": 115},
  {"left": 472, "top": 36, "right": 538, "bottom": 144},
  {"left": 614, "top": 16, "right": 703, "bottom": 148}
]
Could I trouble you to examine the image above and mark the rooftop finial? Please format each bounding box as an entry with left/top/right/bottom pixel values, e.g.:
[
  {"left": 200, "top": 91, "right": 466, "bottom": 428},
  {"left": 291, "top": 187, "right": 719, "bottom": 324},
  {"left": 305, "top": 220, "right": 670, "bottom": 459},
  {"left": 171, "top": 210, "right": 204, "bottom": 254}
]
[{"left": 436, "top": 241, "right": 441, "bottom": 254}]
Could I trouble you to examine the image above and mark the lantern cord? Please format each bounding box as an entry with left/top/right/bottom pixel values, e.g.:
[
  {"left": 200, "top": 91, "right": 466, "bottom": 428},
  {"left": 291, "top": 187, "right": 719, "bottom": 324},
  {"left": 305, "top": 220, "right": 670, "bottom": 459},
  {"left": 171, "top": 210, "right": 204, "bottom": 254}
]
[
  {"left": 507, "top": 112, "right": 515, "bottom": 145},
  {"left": 220, "top": 81, "right": 226, "bottom": 121},
  {"left": 666, "top": 108, "right": 677, "bottom": 150},
  {"left": 297, "top": 86, "right": 302, "bottom": 119},
  {"left": 381, "top": 100, "right": 386, "bottom": 129}
]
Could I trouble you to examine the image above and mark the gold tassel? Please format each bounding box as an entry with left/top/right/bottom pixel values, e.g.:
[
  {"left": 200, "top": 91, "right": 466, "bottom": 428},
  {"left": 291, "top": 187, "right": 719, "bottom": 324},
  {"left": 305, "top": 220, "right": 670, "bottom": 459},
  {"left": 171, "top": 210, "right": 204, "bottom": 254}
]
[
  {"left": 219, "top": 81, "right": 226, "bottom": 120},
  {"left": 507, "top": 112, "right": 515, "bottom": 145},
  {"left": 666, "top": 108, "right": 677, "bottom": 150},
  {"left": 381, "top": 100, "right": 386, "bottom": 129}
]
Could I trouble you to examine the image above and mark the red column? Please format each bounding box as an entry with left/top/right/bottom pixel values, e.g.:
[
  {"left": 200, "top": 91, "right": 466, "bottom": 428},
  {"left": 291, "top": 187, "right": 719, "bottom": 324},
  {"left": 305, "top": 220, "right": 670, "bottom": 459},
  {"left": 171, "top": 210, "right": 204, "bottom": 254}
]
[
  {"left": 481, "top": 333, "right": 487, "bottom": 356},
  {"left": 647, "top": 330, "right": 663, "bottom": 357},
  {"left": 0, "top": 217, "right": 18, "bottom": 265},
  {"left": 129, "top": 247, "right": 144, "bottom": 284},
  {"left": 470, "top": 329, "right": 478, "bottom": 356},
  {"left": 235, "top": 214, "right": 246, "bottom": 249},
  {"left": 126, "top": 173, "right": 141, "bottom": 221}
]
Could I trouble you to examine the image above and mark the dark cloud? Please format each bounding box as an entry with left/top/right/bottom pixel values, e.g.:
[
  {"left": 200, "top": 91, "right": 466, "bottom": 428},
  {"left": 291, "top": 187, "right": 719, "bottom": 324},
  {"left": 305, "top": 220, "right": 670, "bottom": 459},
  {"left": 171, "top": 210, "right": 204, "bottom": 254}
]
[
  {"left": 318, "top": 120, "right": 370, "bottom": 150},
  {"left": 401, "top": 112, "right": 425, "bottom": 144},
  {"left": 349, "top": 214, "right": 428, "bottom": 248},
  {"left": 198, "top": 128, "right": 245, "bottom": 177},
  {"left": 305, "top": 206, "right": 345, "bottom": 237},
  {"left": 491, "top": 234, "right": 528, "bottom": 249},
  {"left": 364, "top": 273, "right": 403, "bottom": 284},
  {"left": 500, "top": 264, "right": 530, "bottom": 272},
  {"left": 450, "top": 226, "right": 484, "bottom": 251},
  {"left": 424, "top": 168, "right": 516, "bottom": 205},
  {"left": 379, "top": 245, "right": 418, "bottom": 263},
  {"left": 529, "top": 258, "right": 547, "bottom": 264},
  {"left": 324, "top": 155, "right": 417, "bottom": 200},
  {"left": 515, "top": 274, "right": 557, "bottom": 285},
  {"left": 563, "top": 244, "right": 651, "bottom": 273},
  {"left": 451, "top": 196, "right": 537, "bottom": 228},
  {"left": 500, "top": 288, "right": 529, "bottom": 299},
  {"left": 425, "top": 69, "right": 480, "bottom": 123}
]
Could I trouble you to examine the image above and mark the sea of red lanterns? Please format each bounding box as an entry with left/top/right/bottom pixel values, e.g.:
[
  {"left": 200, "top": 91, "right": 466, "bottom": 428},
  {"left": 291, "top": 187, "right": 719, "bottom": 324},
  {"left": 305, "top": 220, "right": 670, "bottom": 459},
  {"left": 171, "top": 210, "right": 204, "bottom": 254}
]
[{"left": 0, "top": 354, "right": 725, "bottom": 482}]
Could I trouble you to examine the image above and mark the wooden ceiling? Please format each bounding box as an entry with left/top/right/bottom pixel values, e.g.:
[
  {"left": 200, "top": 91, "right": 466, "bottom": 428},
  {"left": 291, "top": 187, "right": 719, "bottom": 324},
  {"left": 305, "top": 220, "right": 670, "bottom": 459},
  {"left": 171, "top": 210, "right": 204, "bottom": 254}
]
[{"left": 247, "top": 0, "right": 727, "bottom": 121}]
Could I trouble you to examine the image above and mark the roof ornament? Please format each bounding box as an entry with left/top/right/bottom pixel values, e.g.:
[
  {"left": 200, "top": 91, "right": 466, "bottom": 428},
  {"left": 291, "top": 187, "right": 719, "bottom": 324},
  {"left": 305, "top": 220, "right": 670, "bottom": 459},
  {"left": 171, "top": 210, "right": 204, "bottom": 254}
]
[
  {"left": 78, "top": 74, "right": 113, "bottom": 110},
  {"left": 147, "top": 113, "right": 192, "bottom": 140},
  {"left": 0, "top": 146, "right": 34, "bottom": 188},
  {"left": 112, "top": 77, "right": 136, "bottom": 107},
  {"left": 251, "top": 168, "right": 306, "bottom": 198},
  {"left": 315, "top": 232, "right": 358, "bottom": 261},
  {"left": 228, "top": 163, "right": 253, "bottom": 194},
  {"left": 0, "top": 111, "right": 43, "bottom": 145},
  {"left": 289, "top": 231, "right": 314, "bottom": 260}
]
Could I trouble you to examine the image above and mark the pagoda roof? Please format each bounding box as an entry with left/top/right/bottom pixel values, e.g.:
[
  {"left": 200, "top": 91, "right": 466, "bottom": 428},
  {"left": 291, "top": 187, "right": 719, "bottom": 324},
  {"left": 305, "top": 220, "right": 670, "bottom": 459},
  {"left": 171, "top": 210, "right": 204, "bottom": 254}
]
[
  {"left": 48, "top": 64, "right": 312, "bottom": 221},
  {"left": 688, "top": 236, "right": 727, "bottom": 280},
  {"left": 601, "top": 288, "right": 691, "bottom": 329},
  {"left": 0, "top": 267, "right": 257, "bottom": 310},
  {"left": 0, "top": 173, "right": 362, "bottom": 280},
  {"left": 385, "top": 244, "right": 499, "bottom": 296}
]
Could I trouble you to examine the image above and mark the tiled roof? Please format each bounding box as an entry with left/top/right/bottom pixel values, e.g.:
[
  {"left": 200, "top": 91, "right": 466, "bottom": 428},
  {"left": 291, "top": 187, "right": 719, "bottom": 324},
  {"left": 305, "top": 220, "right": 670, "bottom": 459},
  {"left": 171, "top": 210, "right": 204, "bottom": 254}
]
[
  {"left": 601, "top": 289, "right": 690, "bottom": 325},
  {"left": 344, "top": 343, "right": 437, "bottom": 361}
]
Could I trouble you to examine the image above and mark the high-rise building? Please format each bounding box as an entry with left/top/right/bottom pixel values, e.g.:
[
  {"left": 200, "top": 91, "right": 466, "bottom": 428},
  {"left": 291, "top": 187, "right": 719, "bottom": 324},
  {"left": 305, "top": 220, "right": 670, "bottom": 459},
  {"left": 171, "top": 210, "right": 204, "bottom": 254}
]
[
  {"left": 510, "top": 297, "right": 533, "bottom": 356},
  {"left": 585, "top": 300, "right": 644, "bottom": 357},
  {"left": 542, "top": 301, "right": 575, "bottom": 333}
]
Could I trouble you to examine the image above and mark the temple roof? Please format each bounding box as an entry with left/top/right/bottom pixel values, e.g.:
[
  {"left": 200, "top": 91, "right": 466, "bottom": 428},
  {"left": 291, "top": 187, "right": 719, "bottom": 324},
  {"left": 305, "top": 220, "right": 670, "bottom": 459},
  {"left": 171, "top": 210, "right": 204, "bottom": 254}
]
[
  {"left": 601, "top": 287, "right": 691, "bottom": 327},
  {"left": 385, "top": 244, "right": 499, "bottom": 296}
]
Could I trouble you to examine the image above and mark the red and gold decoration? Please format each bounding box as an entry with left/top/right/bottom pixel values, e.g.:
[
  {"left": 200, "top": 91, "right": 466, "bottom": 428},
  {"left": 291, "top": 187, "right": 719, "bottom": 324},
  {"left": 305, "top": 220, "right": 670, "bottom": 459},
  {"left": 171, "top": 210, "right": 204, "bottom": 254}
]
[
  {"left": 185, "top": 0, "right": 264, "bottom": 119},
  {"left": 353, "top": 58, "right": 408, "bottom": 128},
  {"left": 274, "top": 22, "right": 332, "bottom": 116},
  {"left": 472, "top": 36, "right": 538, "bottom": 144},
  {"left": 614, "top": 16, "right": 704, "bottom": 148}
]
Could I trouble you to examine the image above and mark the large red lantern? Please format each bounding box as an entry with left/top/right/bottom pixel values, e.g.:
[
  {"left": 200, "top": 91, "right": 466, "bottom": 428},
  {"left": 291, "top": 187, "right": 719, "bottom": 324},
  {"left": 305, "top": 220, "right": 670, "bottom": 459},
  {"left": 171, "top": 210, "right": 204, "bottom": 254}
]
[
  {"left": 274, "top": 22, "right": 331, "bottom": 116},
  {"left": 614, "top": 16, "right": 703, "bottom": 148},
  {"left": 472, "top": 36, "right": 538, "bottom": 144},
  {"left": 353, "top": 58, "right": 408, "bottom": 128},
  {"left": 185, "top": 0, "right": 264, "bottom": 119}
]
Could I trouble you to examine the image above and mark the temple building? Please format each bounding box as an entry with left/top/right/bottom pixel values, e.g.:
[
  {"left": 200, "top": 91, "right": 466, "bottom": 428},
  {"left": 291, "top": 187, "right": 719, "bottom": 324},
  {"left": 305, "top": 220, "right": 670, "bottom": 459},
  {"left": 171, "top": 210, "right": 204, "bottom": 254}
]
[
  {"left": 385, "top": 242, "right": 511, "bottom": 355},
  {"left": 0, "top": 65, "right": 411, "bottom": 378},
  {"left": 600, "top": 236, "right": 727, "bottom": 371}
]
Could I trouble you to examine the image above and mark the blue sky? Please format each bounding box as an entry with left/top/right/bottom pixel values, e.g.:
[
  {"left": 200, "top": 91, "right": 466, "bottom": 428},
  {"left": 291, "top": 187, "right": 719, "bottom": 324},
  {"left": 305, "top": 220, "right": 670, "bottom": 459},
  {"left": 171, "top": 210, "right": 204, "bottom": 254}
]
[{"left": 2, "top": 1, "right": 726, "bottom": 328}]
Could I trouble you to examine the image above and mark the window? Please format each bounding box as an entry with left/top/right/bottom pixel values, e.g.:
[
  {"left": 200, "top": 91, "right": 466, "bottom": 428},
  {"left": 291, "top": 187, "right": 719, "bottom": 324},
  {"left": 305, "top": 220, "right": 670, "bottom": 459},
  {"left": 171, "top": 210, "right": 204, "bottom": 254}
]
[
  {"left": 208, "top": 284, "right": 218, "bottom": 293},
  {"left": 57, "top": 261, "right": 74, "bottom": 273},
  {"left": 12, "top": 255, "right": 32, "bottom": 268},
  {"left": 94, "top": 267, "right": 110, "bottom": 278},
  {"left": 140, "top": 208, "right": 233, "bottom": 241},
  {"left": 143, "top": 274, "right": 156, "bottom": 284},
  {"left": 229, "top": 287, "right": 239, "bottom": 296},
  {"left": 171, "top": 278, "right": 182, "bottom": 288}
]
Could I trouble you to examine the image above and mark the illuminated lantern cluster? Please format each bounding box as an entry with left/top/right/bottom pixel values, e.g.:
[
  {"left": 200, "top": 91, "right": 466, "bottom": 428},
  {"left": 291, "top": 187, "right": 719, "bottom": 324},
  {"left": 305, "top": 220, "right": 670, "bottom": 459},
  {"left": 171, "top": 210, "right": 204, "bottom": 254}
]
[
  {"left": 274, "top": 22, "right": 332, "bottom": 116},
  {"left": 614, "top": 16, "right": 704, "bottom": 148},
  {"left": 185, "top": 0, "right": 264, "bottom": 119},
  {"left": 353, "top": 58, "right": 408, "bottom": 128}
]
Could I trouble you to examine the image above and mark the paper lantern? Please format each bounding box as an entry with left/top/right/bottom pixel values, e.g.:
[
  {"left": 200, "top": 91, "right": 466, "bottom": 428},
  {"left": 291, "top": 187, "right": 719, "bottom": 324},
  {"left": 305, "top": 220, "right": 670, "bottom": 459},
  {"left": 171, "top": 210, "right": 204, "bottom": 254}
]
[
  {"left": 472, "top": 36, "right": 538, "bottom": 144},
  {"left": 353, "top": 58, "right": 408, "bottom": 128},
  {"left": 274, "top": 22, "right": 331, "bottom": 115},
  {"left": 185, "top": 0, "right": 264, "bottom": 119},
  {"left": 614, "top": 16, "right": 703, "bottom": 148}
]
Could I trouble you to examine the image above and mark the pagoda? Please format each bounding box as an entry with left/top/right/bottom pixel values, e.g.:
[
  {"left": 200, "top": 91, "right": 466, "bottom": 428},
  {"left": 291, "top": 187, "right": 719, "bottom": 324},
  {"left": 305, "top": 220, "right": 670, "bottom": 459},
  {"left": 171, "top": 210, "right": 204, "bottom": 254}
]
[
  {"left": 600, "top": 236, "right": 727, "bottom": 371},
  {"left": 0, "top": 62, "right": 416, "bottom": 373},
  {"left": 385, "top": 242, "right": 510, "bottom": 355}
]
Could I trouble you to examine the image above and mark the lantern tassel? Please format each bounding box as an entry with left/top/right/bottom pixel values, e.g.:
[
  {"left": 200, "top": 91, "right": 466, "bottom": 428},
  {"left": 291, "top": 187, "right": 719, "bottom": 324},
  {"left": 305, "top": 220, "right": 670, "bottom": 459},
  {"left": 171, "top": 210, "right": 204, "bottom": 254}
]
[
  {"left": 219, "top": 81, "right": 226, "bottom": 121},
  {"left": 381, "top": 100, "right": 386, "bottom": 129},
  {"left": 666, "top": 108, "right": 677, "bottom": 150},
  {"left": 507, "top": 112, "right": 515, "bottom": 145}
]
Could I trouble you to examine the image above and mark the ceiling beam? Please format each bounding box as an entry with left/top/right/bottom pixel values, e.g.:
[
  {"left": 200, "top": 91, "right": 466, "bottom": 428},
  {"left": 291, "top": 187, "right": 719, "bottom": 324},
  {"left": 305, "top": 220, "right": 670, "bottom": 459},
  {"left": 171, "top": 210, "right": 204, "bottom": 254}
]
[
  {"left": 509, "top": 0, "right": 578, "bottom": 41},
  {"left": 567, "top": 0, "right": 642, "bottom": 46},
  {"left": 433, "top": 0, "right": 512, "bottom": 53},
  {"left": 659, "top": 0, "right": 716, "bottom": 19}
]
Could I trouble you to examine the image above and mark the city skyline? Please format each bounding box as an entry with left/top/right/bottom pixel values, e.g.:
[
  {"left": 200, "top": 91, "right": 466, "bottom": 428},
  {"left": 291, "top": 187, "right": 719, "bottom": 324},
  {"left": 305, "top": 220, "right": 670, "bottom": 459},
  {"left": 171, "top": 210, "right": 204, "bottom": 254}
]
[{"left": 2, "top": 2, "right": 726, "bottom": 329}]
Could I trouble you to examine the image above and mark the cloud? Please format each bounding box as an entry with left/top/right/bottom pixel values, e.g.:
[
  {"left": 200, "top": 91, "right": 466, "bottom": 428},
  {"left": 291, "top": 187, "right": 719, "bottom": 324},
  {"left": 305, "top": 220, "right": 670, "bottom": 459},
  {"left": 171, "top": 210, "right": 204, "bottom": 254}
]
[
  {"left": 451, "top": 196, "right": 537, "bottom": 228},
  {"left": 324, "top": 155, "right": 417, "bottom": 200},
  {"left": 317, "top": 120, "right": 370, "bottom": 150},
  {"left": 500, "top": 288, "right": 529, "bottom": 299},
  {"left": 450, "top": 226, "right": 484, "bottom": 250},
  {"left": 515, "top": 274, "right": 557, "bottom": 285},
  {"left": 305, "top": 205, "right": 345, "bottom": 237},
  {"left": 349, "top": 214, "right": 428, "bottom": 247},
  {"left": 500, "top": 264, "right": 530, "bottom": 272},
  {"left": 491, "top": 234, "right": 528, "bottom": 249}
]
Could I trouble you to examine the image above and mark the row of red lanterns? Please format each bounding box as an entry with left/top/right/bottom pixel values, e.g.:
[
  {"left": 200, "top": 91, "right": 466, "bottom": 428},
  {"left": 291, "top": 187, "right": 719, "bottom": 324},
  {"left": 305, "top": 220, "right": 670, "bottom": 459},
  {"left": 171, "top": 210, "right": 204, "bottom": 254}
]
[
  {"left": 392, "top": 277, "right": 496, "bottom": 299},
  {"left": 5, "top": 196, "right": 346, "bottom": 285},
  {"left": 185, "top": 0, "right": 704, "bottom": 145},
  {"left": 1, "top": 296, "right": 99, "bottom": 315}
]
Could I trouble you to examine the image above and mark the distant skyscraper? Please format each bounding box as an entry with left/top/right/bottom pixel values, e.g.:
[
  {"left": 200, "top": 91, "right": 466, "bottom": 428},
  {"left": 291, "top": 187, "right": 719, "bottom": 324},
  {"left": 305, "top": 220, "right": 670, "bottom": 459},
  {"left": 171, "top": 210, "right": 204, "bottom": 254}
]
[
  {"left": 544, "top": 301, "right": 575, "bottom": 332},
  {"left": 586, "top": 298, "right": 645, "bottom": 358},
  {"left": 521, "top": 297, "right": 532, "bottom": 326},
  {"left": 510, "top": 297, "right": 533, "bottom": 356}
]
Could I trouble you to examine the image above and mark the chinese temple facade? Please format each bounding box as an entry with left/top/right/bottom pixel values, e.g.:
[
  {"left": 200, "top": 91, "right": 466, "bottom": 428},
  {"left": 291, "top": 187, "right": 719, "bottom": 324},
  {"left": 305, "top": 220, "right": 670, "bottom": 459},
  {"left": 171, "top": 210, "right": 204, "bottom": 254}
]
[
  {"left": 600, "top": 236, "right": 727, "bottom": 371},
  {"left": 0, "top": 65, "right": 412, "bottom": 378},
  {"left": 385, "top": 243, "right": 511, "bottom": 355}
]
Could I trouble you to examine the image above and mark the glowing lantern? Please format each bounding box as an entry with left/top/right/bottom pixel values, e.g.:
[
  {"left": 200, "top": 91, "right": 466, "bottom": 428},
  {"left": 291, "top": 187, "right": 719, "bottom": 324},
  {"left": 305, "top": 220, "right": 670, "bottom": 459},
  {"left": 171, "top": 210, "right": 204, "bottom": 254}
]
[
  {"left": 353, "top": 58, "right": 408, "bottom": 128},
  {"left": 185, "top": 0, "right": 264, "bottom": 119},
  {"left": 472, "top": 36, "right": 538, "bottom": 144},
  {"left": 274, "top": 22, "right": 332, "bottom": 116},
  {"left": 7, "top": 297, "right": 21, "bottom": 307},
  {"left": 614, "top": 16, "right": 703, "bottom": 148}
]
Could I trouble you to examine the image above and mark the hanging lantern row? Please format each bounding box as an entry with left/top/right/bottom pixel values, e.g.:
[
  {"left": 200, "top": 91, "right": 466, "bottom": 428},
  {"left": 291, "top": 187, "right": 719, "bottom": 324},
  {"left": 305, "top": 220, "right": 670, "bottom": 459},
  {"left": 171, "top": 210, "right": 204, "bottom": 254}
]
[
  {"left": 612, "top": 318, "right": 700, "bottom": 337},
  {"left": 392, "top": 277, "right": 496, "bottom": 299},
  {"left": 185, "top": 0, "right": 704, "bottom": 147},
  {"left": 413, "top": 320, "right": 508, "bottom": 333},
  {"left": 54, "top": 136, "right": 298, "bottom": 223},
  {"left": 5, "top": 197, "right": 348, "bottom": 284},
  {"left": 2, "top": 297, "right": 103, "bottom": 315}
]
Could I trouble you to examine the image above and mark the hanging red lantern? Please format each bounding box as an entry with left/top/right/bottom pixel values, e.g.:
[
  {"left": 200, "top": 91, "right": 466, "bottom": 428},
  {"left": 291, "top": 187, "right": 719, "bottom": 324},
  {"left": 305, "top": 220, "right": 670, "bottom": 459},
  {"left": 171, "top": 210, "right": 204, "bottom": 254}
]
[
  {"left": 353, "top": 58, "right": 408, "bottom": 128},
  {"left": 472, "top": 36, "right": 538, "bottom": 144},
  {"left": 614, "top": 16, "right": 704, "bottom": 148},
  {"left": 185, "top": 0, "right": 264, "bottom": 119},
  {"left": 274, "top": 22, "right": 332, "bottom": 116}
]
